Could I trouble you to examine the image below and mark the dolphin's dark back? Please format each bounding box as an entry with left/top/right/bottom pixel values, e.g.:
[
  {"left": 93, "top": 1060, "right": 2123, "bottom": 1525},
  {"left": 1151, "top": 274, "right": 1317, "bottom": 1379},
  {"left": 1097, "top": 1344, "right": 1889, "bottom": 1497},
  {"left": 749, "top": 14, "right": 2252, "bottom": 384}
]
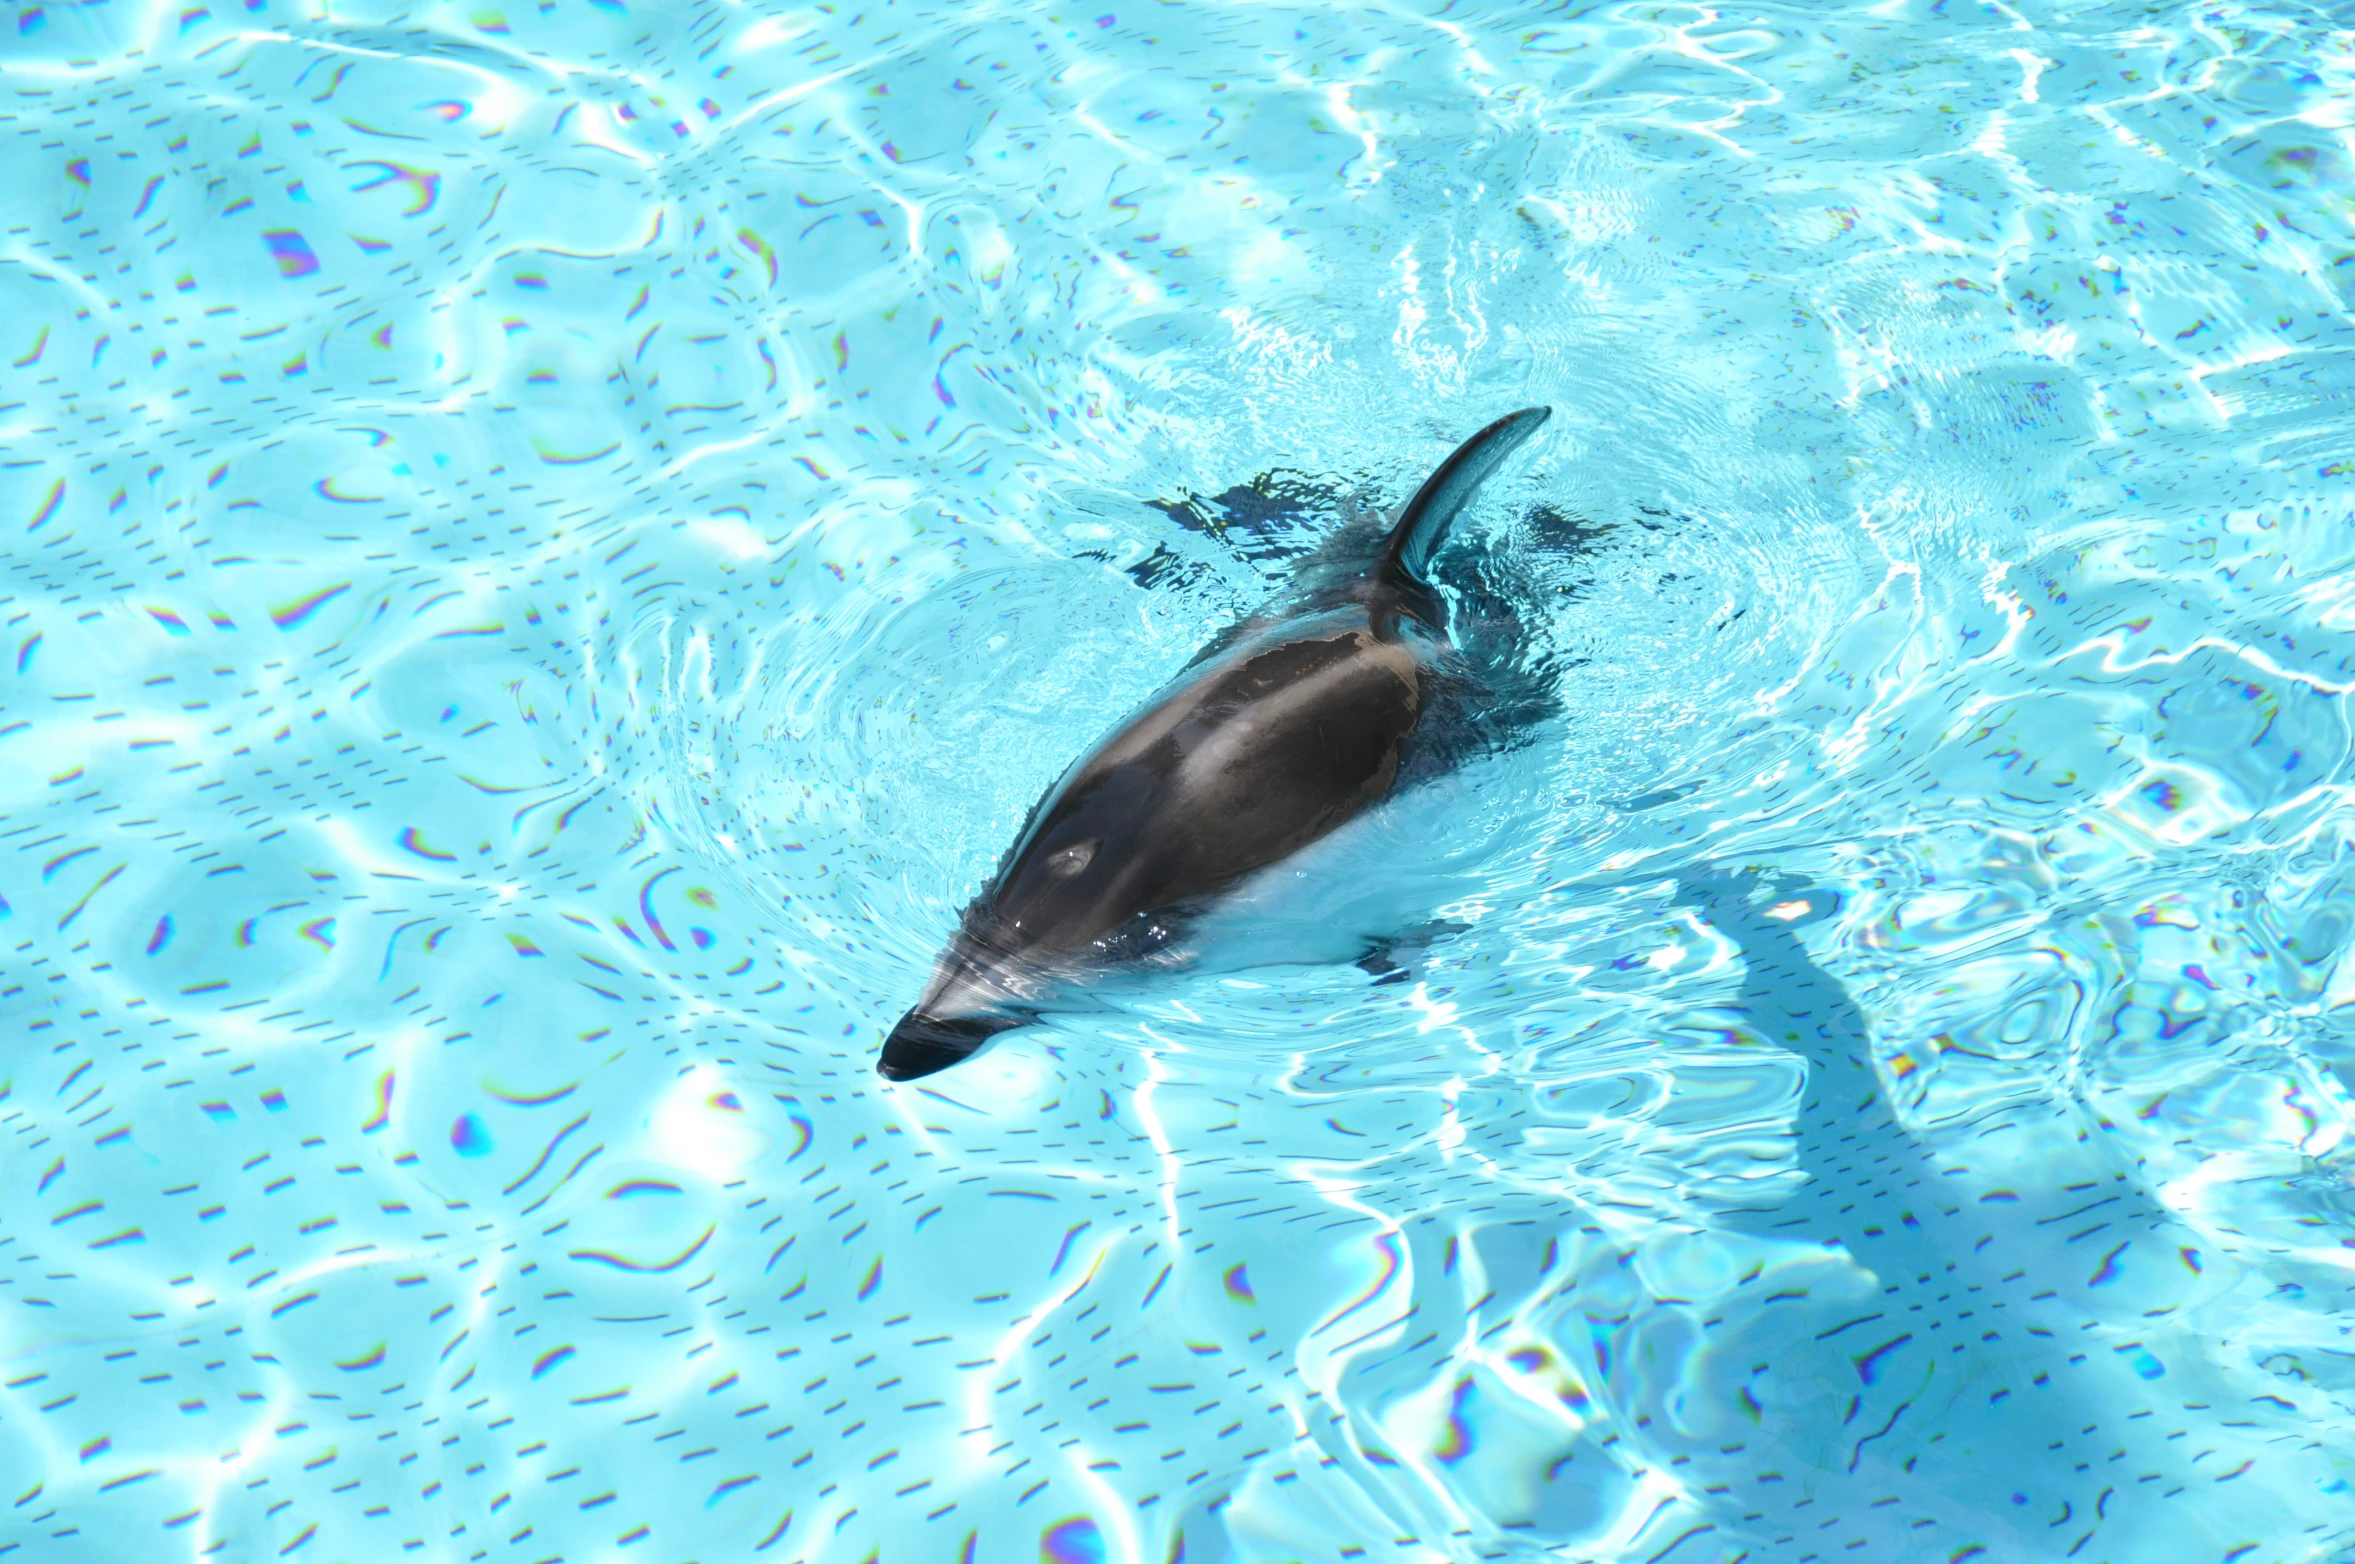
[{"left": 978, "top": 617, "right": 1421, "bottom": 951}]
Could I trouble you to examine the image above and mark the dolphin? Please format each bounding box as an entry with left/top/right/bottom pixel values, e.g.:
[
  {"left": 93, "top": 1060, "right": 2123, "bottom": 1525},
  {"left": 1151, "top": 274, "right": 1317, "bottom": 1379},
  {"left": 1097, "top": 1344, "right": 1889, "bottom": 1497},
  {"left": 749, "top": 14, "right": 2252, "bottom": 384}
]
[{"left": 878, "top": 407, "right": 1553, "bottom": 1080}]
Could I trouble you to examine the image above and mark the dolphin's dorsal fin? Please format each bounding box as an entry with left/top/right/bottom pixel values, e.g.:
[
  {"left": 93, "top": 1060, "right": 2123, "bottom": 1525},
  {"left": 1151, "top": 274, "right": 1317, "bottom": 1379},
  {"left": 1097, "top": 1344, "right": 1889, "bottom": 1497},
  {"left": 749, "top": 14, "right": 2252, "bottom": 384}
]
[{"left": 1375, "top": 406, "right": 1552, "bottom": 601}]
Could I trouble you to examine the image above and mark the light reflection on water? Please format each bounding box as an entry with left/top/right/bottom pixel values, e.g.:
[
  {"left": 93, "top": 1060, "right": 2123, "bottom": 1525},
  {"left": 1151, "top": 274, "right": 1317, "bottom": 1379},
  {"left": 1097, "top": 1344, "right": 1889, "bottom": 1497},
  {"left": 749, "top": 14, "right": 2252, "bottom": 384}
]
[{"left": 3, "top": 0, "right": 2355, "bottom": 1560}]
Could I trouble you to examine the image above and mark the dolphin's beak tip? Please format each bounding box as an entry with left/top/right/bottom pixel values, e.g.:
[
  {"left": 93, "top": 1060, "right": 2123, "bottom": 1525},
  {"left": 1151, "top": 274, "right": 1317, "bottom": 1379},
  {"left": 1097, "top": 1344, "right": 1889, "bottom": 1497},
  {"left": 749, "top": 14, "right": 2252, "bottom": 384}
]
[
  {"left": 874, "top": 1049, "right": 938, "bottom": 1083},
  {"left": 874, "top": 1040, "right": 942, "bottom": 1083},
  {"left": 876, "top": 1010, "right": 1011, "bottom": 1082}
]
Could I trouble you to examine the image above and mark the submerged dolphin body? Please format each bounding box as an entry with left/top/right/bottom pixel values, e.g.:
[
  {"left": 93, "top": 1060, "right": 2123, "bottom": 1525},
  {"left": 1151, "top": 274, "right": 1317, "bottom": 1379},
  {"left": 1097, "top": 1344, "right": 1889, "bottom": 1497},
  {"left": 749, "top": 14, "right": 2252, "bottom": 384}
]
[{"left": 878, "top": 407, "right": 1553, "bottom": 1080}]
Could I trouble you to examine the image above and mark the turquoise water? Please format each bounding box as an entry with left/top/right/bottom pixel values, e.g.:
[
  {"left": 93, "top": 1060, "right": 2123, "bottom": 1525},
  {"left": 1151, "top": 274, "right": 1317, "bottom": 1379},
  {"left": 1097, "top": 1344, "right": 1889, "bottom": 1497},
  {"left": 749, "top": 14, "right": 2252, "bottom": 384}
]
[{"left": 5, "top": 0, "right": 2355, "bottom": 1559}]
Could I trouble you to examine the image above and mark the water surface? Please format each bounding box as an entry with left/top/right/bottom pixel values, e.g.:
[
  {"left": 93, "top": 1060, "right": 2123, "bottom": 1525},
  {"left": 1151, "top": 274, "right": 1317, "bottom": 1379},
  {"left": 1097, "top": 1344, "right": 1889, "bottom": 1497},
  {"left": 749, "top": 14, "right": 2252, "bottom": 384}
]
[{"left": 4, "top": 1, "right": 2355, "bottom": 1561}]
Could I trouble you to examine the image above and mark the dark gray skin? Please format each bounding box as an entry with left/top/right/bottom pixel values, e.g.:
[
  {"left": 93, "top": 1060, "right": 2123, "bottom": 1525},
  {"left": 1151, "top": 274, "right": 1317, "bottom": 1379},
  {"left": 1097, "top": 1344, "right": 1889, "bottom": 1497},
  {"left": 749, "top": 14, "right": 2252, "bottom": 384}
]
[{"left": 878, "top": 407, "right": 1552, "bottom": 1081}]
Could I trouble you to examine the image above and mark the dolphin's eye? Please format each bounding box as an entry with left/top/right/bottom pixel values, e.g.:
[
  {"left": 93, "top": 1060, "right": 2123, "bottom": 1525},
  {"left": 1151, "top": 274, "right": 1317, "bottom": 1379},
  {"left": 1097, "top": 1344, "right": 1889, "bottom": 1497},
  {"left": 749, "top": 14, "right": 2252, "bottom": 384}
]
[{"left": 1045, "top": 840, "right": 1098, "bottom": 878}]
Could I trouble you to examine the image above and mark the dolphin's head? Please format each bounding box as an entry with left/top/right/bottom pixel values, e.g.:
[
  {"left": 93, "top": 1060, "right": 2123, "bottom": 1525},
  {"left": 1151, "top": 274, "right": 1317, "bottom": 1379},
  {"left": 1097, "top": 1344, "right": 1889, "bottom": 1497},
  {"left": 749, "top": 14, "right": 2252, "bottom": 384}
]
[{"left": 877, "top": 839, "right": 1186, "bottom": 1080}]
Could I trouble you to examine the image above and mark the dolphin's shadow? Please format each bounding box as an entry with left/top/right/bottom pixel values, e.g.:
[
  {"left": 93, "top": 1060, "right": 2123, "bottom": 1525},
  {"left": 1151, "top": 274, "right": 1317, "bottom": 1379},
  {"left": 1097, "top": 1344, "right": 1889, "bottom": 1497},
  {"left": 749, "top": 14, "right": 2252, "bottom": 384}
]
[{"left": 1643, "top": 869, "right": 2273, "bottom": 1561}]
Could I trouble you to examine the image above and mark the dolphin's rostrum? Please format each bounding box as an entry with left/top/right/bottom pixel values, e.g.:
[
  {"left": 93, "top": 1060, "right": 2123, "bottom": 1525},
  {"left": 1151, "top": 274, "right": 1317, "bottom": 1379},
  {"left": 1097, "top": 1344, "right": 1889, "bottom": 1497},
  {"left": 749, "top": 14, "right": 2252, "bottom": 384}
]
[{"left": 879, "top": 407, "right": 1553, "bottom": 1080}]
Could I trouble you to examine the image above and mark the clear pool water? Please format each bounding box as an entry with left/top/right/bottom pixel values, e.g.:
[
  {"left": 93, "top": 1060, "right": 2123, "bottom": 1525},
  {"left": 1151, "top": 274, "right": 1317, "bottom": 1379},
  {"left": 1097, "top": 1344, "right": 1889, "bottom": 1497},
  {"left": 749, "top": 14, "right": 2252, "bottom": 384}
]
[{"left": 5, "top": 1, "right": 2355, "bottom": 1560}]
